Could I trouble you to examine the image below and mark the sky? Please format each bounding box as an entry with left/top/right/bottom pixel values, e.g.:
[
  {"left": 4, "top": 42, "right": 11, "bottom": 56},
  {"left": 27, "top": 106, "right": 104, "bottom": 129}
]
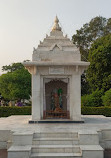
[{"left": 0, "top": 0, "right": 111, "bottom": 74}]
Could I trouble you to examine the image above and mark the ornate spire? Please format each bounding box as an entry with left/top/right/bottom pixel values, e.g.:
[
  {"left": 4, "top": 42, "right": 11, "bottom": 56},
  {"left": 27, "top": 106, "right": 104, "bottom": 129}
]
[{"left": 52, "top": 16, "right": 61, "bottom": 31}]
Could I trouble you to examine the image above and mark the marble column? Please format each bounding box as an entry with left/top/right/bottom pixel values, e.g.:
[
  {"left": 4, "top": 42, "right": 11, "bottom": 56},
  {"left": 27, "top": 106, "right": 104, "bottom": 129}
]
[
  {"left": 32, "top": 73, "right": 41, "bottom": 121},
  {"left": 70, "top": 73, "right": 81, "bottom": 121}
]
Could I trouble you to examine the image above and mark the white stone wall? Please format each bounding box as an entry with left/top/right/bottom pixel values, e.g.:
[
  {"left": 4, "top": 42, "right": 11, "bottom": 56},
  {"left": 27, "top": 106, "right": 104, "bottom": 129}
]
[
  {"left": 30, "top": 65, "right": 83, "bottom": 121},
  {"left": 32, "top": 50, "right": 81, "bottom": 62}
]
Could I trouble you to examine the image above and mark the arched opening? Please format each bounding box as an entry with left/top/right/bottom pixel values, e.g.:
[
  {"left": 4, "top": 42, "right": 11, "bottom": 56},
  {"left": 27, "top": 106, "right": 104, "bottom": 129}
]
[{"left": 43, "top": 79, "right": 70, "bottom": 119}]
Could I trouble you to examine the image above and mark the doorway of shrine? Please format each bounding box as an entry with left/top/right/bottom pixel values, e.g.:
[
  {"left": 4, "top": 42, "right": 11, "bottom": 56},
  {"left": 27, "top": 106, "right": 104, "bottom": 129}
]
[{"left": 43, "top": 78, "right": 70, "bottom": 119}]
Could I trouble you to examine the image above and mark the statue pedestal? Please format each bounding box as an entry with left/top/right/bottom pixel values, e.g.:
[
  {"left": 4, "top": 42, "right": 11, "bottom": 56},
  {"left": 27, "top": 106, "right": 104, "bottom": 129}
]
[{"left": 43, "top": 110, "right": 70, "bottom": 119}]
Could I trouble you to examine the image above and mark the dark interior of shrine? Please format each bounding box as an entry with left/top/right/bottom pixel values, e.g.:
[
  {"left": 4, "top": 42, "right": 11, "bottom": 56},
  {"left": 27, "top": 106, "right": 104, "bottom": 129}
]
[{"left": 44, "top": 80, "right": 70, "bottom": 119}]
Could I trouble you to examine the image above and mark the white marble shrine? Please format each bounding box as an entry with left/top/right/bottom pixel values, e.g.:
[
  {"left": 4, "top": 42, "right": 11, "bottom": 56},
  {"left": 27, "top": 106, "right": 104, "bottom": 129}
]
[
  {"left": 23, "top": 16, "right": 90, "bottom": 122},
  {"left": 3, "top": 16, "right": 105, "bottom": 158}
]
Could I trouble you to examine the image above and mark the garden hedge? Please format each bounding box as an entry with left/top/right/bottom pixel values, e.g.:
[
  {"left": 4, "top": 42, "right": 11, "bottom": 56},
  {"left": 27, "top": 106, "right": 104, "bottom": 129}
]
[
  {"left": 81, "top": 106, "right": 111, "bottom": 117},
  {"left": 0, "top": 106, "right": 31, "bottom": 117},
  {"left": 81, "top": 89, "right": 104, "bottom": 107},
  {"left": 0, "top": 106, "right": 111, "bottom": 117}
]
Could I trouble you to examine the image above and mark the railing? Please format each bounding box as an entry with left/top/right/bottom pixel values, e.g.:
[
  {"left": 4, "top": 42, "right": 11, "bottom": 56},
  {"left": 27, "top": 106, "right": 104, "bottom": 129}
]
[{"left": 43, "top": 110, "right": 70, "bottom": 119}]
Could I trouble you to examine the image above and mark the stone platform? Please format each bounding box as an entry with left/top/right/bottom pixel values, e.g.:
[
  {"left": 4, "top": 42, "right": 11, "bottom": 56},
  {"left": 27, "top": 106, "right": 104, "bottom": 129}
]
[
  {"left": 0, "top": 115, "right": 111, "bottom": 133},
  {"left": 0, "top": 115, "right": 111, "bottom": 158}
]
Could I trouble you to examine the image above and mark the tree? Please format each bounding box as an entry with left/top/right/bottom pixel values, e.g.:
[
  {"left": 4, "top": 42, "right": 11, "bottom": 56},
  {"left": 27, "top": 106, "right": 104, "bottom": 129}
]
[
  {"left": 72, "top": 16, "right": 111, "bottom": 61},
  {"left": 102, "top": 89, "right": 111, "bottom": 106},
  {"left": 72, "top": 16, "right": 111, "bottom": 95},
  {"left": 87, "top": 34, "right": 111, "bottom": 92},
  {"left": 81, "top": 72, "right": 90, "bottom": 96},
  {"left": 2, "top": 63, "right": 24, "bottom": 72},
  {"left": 0, "top": 63, "right": 31, "bottom": 100}
]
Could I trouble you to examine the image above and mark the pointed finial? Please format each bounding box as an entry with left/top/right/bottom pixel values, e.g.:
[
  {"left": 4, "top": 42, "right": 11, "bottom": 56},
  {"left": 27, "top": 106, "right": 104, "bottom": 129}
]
[
  {"left": 52, "top": 16, "right": 61, "bottom": 31},
  {"left": 54, "top": 16, "right": 59, "bottom": 23}
]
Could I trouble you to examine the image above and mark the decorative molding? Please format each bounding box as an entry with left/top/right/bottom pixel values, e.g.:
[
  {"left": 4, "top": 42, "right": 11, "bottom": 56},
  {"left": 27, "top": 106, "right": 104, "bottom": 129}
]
[
  {"left": 50, "top": 43, "right": 62, "bottom": 51},
  {"left": 44, "top": 78, "right": 69, "bottom": 84},
  {"left": 80, "top": 66, "right": 88, "bottom": 74},
  {"left": 25, "top": 66, "right": 37, "bottom": 75},
  {"left": 49, "top": 66, "right": 64, "bottom": 74},
  {"left": 76, "top": 65, "right": 79, "bottom": 72}
]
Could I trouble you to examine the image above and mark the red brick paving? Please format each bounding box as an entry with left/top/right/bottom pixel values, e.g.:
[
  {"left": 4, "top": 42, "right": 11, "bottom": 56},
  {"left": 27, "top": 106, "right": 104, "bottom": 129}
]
[
  {"left": 0, "top": 150, "right": 7, "bottom": 158},
  {"left": 104, "top": 149, "right": 111, "bottom": 158}
]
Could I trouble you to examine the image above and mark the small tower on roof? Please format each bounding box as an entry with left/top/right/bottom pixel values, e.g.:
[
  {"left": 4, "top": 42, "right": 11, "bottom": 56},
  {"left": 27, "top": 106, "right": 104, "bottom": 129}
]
[
  {"left": 52, "top": 16, "right": 61, "bottom": 31},
  {"left": 23, "top": 16, "right": 90, "bottom": 123}
]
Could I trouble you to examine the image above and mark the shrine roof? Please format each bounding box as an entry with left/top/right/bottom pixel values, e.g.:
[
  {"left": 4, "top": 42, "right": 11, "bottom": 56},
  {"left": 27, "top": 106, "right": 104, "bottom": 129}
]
[
  {"left": 23, "top": 61, "right": 90, "bottom": 67},
  {"left": 23, "top": 16, "right": 90, "bottom": 67},
  {"left": 33, "top": 16, "right": 78, "bottom": 53}
]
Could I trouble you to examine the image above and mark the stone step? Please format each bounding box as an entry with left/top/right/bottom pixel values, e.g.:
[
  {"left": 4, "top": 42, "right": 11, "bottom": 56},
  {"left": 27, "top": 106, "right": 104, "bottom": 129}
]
[
  {"left": 79, "top": 131, "right": 99, "bottom": 145},
  {"left": 32, "top": 138, "right": 79, "bottom": 145},
  {"left": 31, "top": 145, "right": 81, "bottom": 153},
  {"left": 80, "top": 145, "right": 104, "bottom": 158},
  {"left": 8, "top": 145, "right": 31, "bottom": 158},
  {"left": 33, "top": 133, "right": 78, "bottom": 139},
  {"left": 30, "top": 152, "right": 82, "bottom": 158}
]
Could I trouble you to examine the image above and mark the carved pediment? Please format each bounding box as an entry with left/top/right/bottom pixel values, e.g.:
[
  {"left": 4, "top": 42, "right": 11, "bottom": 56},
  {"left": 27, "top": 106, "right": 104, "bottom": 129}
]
[{"left": 50, "top": 43, "right": 62, "bottom": 51}]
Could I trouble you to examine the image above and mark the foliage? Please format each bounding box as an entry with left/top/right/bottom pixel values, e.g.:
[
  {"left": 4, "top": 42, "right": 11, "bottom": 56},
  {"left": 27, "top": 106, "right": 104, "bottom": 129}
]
[
  {"left": 72, "top": 16, "right": 111, "bottom": 60},
  {"left": 81, "top": 89, "right": 104, "bottom": 107},
  {"left": 72, "top": 16, "right": 111, "bottom": 95},
  {"left": 0, "top": 106, "right": 31, "bottom": 117},
  {"left": 102, "top": 89, "right": 111, "bottom": 106},
  {"left": 0, "top": 106, "right": 111, "bottom": 117},
  {"left": 87, "top": 34, "right": 111, "bottom": 92},
  {"left": 81, "top": 106, "right": 111, "bottom": 117},
  {"left": 81, "top": 72, "right": 90, "bottom": 96},
  {"left": 2, "top": 63, "right": 24, "bottom": 72},
  {"left": 0, "top": 63, "right": 31, "bottom": 100},
  {"left": 0, "top": 93, "right": 3, "bottom": 100}
]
